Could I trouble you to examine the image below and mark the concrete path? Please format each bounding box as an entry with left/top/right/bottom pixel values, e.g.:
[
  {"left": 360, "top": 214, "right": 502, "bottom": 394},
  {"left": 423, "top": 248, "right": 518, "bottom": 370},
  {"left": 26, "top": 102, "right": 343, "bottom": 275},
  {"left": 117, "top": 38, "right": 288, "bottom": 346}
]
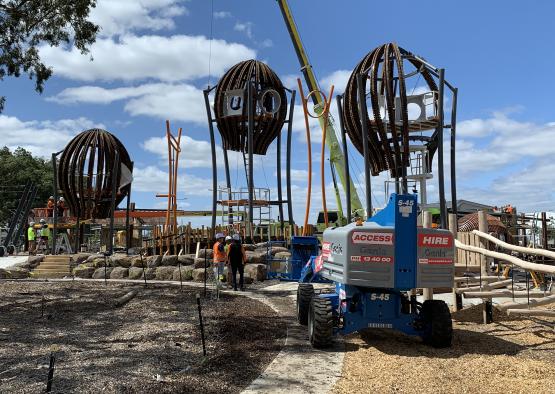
[{"left": 0, "top": 256, "right": 28, "bottom": 270}]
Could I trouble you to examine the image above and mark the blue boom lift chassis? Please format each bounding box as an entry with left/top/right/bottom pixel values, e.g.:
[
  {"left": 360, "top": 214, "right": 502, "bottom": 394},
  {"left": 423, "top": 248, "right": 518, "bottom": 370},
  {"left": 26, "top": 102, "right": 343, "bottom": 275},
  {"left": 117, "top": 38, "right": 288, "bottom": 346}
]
[{"left": 296, "top": 193, "right": 455, "bottom": 348}]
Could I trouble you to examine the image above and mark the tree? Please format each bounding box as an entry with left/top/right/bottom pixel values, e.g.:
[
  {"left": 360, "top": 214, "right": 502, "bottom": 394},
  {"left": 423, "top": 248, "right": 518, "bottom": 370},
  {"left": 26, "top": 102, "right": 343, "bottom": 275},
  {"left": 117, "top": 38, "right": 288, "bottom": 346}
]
[
  {"left": 0, "top": 0, "right": 98, "bottom": 112},
  {"left": 0, "top": 146, "right": 53, "bottom": 224}
]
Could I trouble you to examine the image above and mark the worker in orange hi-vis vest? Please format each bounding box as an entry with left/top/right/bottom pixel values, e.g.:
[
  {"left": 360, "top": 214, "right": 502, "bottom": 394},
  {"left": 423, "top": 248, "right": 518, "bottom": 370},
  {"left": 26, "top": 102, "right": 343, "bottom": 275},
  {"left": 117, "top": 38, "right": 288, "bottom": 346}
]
[
  {"left": 224, "top": 235, "right": 233, "bottom": 287},
  {"left": 213, "top": 233, "right": 227, "bottom": 289}
]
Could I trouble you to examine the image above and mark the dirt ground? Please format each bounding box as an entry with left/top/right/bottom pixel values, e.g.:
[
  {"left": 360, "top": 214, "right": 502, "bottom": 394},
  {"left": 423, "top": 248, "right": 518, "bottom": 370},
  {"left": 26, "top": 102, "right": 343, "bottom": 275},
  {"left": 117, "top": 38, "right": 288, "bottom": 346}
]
[
  {"left": 0, "top": 281, "right": 286, "bottom": 393},
  {"left": 333, "top": 303, "right": 555, "bottom": 394}
]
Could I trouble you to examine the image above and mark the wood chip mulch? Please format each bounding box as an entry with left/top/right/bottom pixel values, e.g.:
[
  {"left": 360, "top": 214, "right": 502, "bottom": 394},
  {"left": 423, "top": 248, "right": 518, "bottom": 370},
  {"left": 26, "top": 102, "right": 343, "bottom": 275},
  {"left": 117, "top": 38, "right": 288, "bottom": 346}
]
[
  {"left": 333, "top": 303, "right": 555, "bottom": 394},
  {"left": 0, "top": 281, "right": 286, "bottom": 393}
]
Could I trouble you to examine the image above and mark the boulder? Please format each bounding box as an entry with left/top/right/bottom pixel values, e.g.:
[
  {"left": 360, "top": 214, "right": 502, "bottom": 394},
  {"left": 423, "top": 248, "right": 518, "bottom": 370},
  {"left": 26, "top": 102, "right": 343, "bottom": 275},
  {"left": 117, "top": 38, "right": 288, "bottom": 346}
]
[
  {"left": 197, "top": 248, "right": 213, "bottom": 259},
  {"left": 178, "top": 254, "right": 195, "bottom": 265},
  {"left": 255, "top": 242, "right": 268, "bottom": 249},
  {"left": 7, "top": 268, "right": 29, "bottom": 279},
  {"left": 130, "top": 256, "right": 147, "bottom": 268},
  {"left": 0, "top": 268, "right": 9, "bottom": 279},
  {"left": 192, "top": 268, "right": 208, "bottom": 282},
  {"left": 173, "top": 266, "right": 194, "bottom": 281},
  {"left": 244, "top": 263, "right": 267, "bottom": 282},
  {"left": 92, "top": 267, "right": 113, "bottom": 279},
  {"left": 110, "top": 267, "right": 129, "bottom": 279},
  {"left": 155, "top": 266, "right": 176, "bottom": 280},
  {"left": 73, "top": 265, "right": 95, "bottom": 278},
  {"left": 73, "top": 253, "right": 91, "bottom": 265},
  {"left": 128, "top": 267, "right": 155, "bottom": 280},
  {"left": 270, "top": 246, "right": 289, "bottom": 255},
  {"left": 274, "top": 251, "right": 291, "bottom": 259},
  {"left": 89, "top": 256, "right": 110, "bottom": 269},
  {"left": 245, "top": 251, "right": 266, "bottom": 264},
  {"left": 110, "top": 254, "right": 132, "bottom": 268},
  {"left": 242, "top": 243, "right": 256, "bottom": 251},
  {"left": 194, "top": 257, "right": 212, "bottom": 269},
  {"left": 147, "top": 255, "right": 162, "bottom": 268},
  {"left": 27, "top": 255, "right": 44, "bottom": 269},
  {"left": 161, "top": 255, "right": 178, "bottom": 266}
]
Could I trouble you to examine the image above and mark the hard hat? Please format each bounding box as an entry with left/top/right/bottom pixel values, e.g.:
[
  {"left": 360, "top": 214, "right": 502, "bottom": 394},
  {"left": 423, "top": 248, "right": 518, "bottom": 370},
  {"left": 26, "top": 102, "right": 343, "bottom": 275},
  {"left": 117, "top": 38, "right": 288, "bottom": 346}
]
[
  {"left": 215, "top": 232, "right": 225, "bottom": 239},
  {"left": 59, "top": 197, "right": 64, "bottom": 201},
  {"left": 39, "top": 219, "right": 46, "bottom": 224},
  {"left": 49, "top": 196, "right": 54, "bottom": 199},
  {"left": 232, "top": 234, "right": 241, "bottom": 241},
  {"left": 30, "top": 221, "right": 35, "bottom": 226},
  {"left": 225, "top": 236, "right": 232, "bottom": 241}
]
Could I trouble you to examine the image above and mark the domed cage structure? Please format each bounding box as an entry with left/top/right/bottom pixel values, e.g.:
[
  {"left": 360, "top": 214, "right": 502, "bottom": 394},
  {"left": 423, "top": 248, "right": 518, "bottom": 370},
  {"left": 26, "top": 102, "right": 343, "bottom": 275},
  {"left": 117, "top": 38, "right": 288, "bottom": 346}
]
[
  {"left": 213, "top": 60, "right": 288, "bottom": 155},
  {"left": 204, "top": 60, "right": 296, "bottom": 239},
  {"left": 58, "top": 129, "right": 133, "bottom": 219},
  {"left": 337, "top": 42, "right": 458, "bottom": 228}
]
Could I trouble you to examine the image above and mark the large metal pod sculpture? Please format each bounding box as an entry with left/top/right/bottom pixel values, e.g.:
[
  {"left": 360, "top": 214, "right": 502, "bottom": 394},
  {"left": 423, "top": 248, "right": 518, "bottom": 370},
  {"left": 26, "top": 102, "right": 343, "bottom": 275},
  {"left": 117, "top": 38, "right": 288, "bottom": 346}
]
[
  {"left": 58, "top": 129, "right": 132, "bottom": 219},
  {"left": 213, "top": 59, "right": 287, "bottom": 154},
  {"left": 342, "top": 42, "right": 441, "bottom": 178}
]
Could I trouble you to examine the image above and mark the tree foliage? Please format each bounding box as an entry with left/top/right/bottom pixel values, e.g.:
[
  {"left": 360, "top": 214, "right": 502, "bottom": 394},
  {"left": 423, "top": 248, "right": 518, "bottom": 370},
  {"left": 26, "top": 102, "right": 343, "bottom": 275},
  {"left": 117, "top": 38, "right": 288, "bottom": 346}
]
[
  {"left": 0, "top": 0, "right": 98, "bottom": 111},
  {"left": 0, "top": 146, "right": 53, "bottom": 224}
]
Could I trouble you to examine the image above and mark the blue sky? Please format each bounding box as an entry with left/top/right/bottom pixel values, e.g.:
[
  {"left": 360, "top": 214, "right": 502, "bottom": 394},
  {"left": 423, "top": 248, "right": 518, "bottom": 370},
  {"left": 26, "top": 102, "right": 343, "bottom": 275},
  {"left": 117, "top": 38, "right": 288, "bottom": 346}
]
[{"left": 1, "top": 0, "right": 554, "bottom": 225}]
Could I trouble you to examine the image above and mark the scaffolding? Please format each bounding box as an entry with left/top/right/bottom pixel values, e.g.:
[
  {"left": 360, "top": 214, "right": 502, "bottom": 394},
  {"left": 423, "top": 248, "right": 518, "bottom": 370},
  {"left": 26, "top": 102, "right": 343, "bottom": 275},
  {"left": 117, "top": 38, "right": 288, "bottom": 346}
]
[{"left": 218, "top": 187, "right": 273, "bottom": 239}]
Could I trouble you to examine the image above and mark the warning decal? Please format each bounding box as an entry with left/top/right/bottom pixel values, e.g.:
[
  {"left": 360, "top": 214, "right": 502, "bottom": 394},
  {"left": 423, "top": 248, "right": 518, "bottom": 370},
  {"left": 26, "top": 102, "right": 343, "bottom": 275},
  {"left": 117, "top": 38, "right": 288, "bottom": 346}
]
[
  {"left": 419, "top": 258, "right": 453, "bottom": 265},
  {"left": 351, "top": 232, "right": 394, "bottom": 245},
  {"left": 351, "top": 255, "right": 393, "bottom": 263}
]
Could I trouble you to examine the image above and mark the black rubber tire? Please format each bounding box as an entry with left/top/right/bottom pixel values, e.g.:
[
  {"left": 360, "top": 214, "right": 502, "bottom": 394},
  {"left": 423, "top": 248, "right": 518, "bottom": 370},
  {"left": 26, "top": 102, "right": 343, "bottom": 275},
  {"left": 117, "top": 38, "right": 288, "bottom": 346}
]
[
  {"left": 296, "top": 283, "right": 314, "bottom": 325},
  {"left": 308, "top": 296, "right": 334, "bottom": 348},
  {"left": 422, "top": 300, "right": 453, "bottom": 348}
]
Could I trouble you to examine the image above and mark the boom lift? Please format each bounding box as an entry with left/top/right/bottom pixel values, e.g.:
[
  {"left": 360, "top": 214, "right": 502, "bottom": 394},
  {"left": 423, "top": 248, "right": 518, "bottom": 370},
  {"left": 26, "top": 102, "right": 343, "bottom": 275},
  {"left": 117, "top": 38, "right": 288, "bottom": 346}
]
[{"left": 277, "top": 0, "right": 364, "bottom": 223}]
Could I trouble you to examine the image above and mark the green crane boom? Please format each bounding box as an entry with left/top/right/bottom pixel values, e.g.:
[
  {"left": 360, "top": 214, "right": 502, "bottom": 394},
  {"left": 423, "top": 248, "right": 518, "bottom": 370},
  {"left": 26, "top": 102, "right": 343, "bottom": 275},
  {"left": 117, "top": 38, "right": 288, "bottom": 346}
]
[{"left": 276, "top": 0, "right": 364, "bottom": 219}]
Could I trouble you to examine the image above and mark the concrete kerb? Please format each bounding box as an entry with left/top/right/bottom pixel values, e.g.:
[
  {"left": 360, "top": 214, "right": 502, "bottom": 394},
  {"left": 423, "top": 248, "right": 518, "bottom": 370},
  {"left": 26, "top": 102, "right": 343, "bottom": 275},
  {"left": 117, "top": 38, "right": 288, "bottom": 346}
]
[{"left": 4, "top": 277, "right": 345, "bottom": 394}]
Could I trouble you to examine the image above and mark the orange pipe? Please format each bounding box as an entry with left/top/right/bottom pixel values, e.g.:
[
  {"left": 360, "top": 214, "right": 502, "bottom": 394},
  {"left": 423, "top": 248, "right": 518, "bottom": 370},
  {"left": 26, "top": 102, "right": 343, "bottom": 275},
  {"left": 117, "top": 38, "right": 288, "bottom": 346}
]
[
  {"left": 297, "top": 78, "right": 312, "bottom": 236},
  {"left": 320, "top": 85, "right": 334, "bottom": 228}
]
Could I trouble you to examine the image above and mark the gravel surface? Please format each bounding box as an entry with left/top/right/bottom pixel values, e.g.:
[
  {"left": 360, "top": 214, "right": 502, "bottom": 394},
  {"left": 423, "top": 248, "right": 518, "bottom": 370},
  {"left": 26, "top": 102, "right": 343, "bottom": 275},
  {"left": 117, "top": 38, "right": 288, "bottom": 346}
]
[
  {"left": 0, "top": 281, "right": 285, "bottom": 393},
  {"left": 333, "top": 304, "right": 555, "bottom": 394}
]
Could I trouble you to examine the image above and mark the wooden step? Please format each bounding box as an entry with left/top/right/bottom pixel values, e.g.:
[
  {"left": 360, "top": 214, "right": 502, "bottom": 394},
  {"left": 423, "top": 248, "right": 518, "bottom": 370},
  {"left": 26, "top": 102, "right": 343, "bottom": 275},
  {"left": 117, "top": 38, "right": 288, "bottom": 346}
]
[
  {"left": 35, "top": 265, "right": 70, "bottom": 272},
  {"left": 31, "top": 270, "right": 72, "bottom": 279},
  {"left": 43, "top": 255, "right": 72, "bottom": 263},
  {"left": 39, "top": 261, "right": 71, "bottom": 266}
]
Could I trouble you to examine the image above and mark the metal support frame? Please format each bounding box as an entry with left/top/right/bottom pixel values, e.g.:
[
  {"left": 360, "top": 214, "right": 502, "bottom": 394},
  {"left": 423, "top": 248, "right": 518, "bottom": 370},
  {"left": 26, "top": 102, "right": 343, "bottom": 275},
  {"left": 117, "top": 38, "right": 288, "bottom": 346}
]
[
  {"left": 125, "top": 164, "right": 133, "bottom": 253},
  {"left": 222, "top": 147, "right": 232, "bottom": 225},
  {"left": 437, "top": 68, "right": 447, "bottom": 229},
  {"left": 356, "top": 73, "right": 372, "bottom": 218},
  {"left": 247, "top": 82, "right": 255, "bottom": 239},
  {"left": 52, "top": 154, "right": 59, "bottom": 254},
  {"left": 276, "top": 124, "right": 285, "bottom": 231},
  {"left": 203, "top": 87, "right": 218, "bottom": 240},
  {"left": 107, "top": 151, "right": 120, "bottom": 255},
  {"left": 450, "top": 88, "right": 458, "bottom": 217},
  {"left": 286, "top": 90, "right": 295, "bottom": 225},
  {"left": 336, "top": 94, "right": 351, "bottom": 223}
]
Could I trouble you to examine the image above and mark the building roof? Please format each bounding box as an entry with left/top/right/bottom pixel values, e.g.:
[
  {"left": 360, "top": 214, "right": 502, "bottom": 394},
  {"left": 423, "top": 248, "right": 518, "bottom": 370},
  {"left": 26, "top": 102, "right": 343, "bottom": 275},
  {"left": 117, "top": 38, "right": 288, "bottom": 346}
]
[{"left": 426, "top": 199, "right": 494, "bottom": 213}]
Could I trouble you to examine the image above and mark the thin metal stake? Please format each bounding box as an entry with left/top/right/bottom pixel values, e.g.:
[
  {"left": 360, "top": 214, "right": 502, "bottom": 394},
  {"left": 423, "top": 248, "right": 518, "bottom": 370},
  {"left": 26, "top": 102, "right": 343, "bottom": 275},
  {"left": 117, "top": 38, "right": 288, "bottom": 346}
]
[
  {"left": 46, "top": 353, "right": 55, "bottom": 392},
  {"left": 178, "top": 260, "right": 183, "bottom": 292},
  {"left": 196, "top": 294, "right": 207, "bottom": 356},
  {"left": 140, "top": 252, "right": 147, "bottom": 288},
  {"left": 103, "top": 255, "right": 108, "bottom": 286},
  {"left": 203, "top": 247, "right": 207, "bottom": 298},
  {"left": 511, "top": 263, "right": 515, "bottom": 301},
  {"left": 526, "top": 270, "right": 530, "bottom": 307}
]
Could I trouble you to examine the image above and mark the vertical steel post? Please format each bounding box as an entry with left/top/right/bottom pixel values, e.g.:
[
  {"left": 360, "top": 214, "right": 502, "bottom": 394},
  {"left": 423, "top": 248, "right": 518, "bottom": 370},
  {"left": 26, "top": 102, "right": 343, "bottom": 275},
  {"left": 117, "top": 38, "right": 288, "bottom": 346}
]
[
  {"left": 356, "top": 74, "right": 372, "bottom": 218},
  {"left": 336, "top": 94, "right": 351, "bottom": 223},
  {"left": 450, "top": 87, "right": 458, "bottom": 217},
  {"left": 286, "top": 90, "right": 295, "bottom": 225},
  {"left": 247, "top": 82, "right": 255, "bottom": 238},
  {"left": 124, "top": 185, "right": 132, "bottom": 253},
  {"left": 51, "top": 153, "right": 58, "bottom": 255},
  {"left": 203, "top": 89, "right": 218, "bottom": 239},
  {"left": 437, "top": 68, "right": 447, "bottom": 229},
  {"left": 276, "top": 125, "right": 284, "bottom": 231},
  {"left": 108, "top": 151, "right": 119, "bottom": 255},
  {"left": 74, "top": 208, "right": 80, "bottom": 254},
  {"left": 222, "top": 147, "right": 232, "bottom": 225}
]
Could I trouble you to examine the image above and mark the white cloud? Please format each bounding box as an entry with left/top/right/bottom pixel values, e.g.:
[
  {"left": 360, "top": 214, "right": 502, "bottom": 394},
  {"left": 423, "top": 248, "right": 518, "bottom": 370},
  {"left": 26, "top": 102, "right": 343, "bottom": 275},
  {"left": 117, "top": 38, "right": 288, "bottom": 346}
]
[
  {"left": 90, "top": 0, "right": 188, "bottom": 37},
  {"left": 40, "top": 35, "right": 255, "bottom": 82},
  {"left": 320, "top": 69, "right": 351, "bottom": 94},
  {"left": 234, "top": 22, "right": 254, "bottom": 39},
  {"left": 0, "top": 115, "right": 103, "bottom": 158},
  {"left": 133, "top": 165, "right": 214, "bottom": 197},
  {"left": 213, "top": 11, "right": 231, "bottom": 19},
  {"left": 50, "top": 83, "right": 207, "bottom": 124},
  {"left": 260, "top": 39, "right": 273, "bottom": 48}
]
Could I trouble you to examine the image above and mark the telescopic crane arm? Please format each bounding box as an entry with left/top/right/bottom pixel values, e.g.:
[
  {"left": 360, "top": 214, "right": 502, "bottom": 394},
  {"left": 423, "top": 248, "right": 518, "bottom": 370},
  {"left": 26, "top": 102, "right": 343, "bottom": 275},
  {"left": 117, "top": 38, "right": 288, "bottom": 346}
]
[{"left": 276, "top": 0, "right": 364, "bottom": 219}]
